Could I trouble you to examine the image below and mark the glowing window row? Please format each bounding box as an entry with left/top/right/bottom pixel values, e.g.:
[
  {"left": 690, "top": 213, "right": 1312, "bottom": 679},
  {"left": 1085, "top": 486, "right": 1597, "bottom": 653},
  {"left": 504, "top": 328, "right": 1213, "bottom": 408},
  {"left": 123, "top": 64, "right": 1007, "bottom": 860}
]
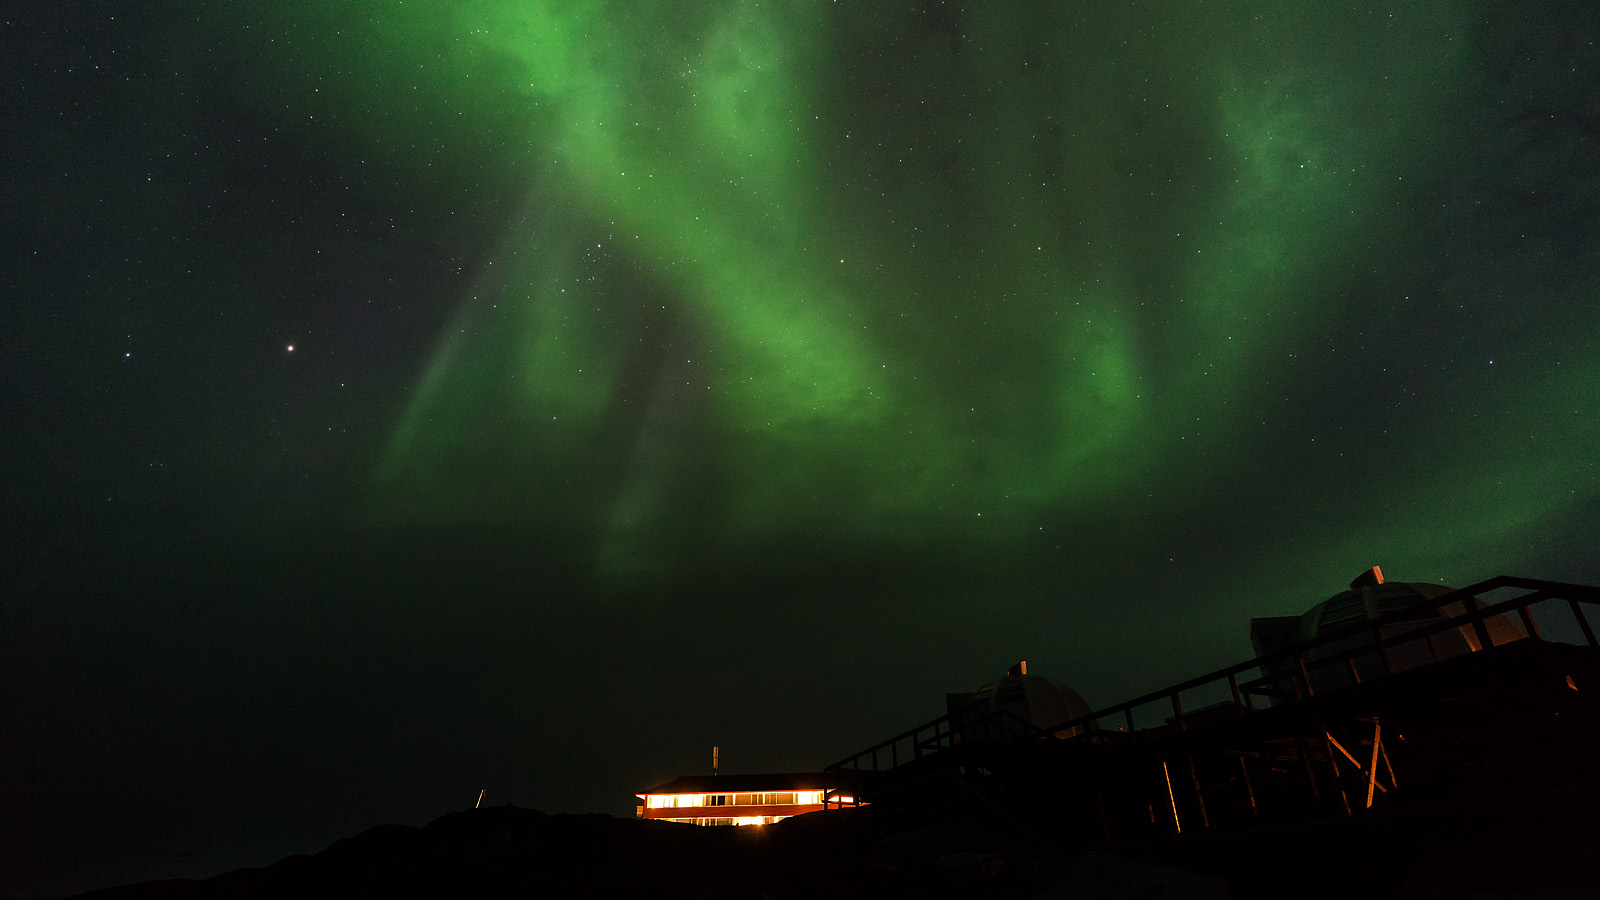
[{"left": 644, "top": 790, "right": 825, "bottom": 809}]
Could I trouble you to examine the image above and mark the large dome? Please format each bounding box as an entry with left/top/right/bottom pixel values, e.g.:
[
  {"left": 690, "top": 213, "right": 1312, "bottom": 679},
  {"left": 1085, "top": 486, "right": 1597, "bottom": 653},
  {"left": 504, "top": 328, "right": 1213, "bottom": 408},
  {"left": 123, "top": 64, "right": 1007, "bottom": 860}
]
[
  {"left": 1256, "top": 566, "right": 1528, "bottom": 695},
  {"left": 1291, "top": 577, "right": 1458, "bottom": 647}
]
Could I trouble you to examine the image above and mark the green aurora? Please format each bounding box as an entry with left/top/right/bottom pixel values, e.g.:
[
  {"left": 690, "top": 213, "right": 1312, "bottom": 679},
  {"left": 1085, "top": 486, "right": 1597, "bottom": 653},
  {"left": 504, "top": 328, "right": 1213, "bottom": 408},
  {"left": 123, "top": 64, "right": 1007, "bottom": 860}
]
[
  {"left": 258, "top": 0, "right": 1598, "bottom": 587},
  {"left": 7, "top": 2, "right": 1600, "bottom": 892}
]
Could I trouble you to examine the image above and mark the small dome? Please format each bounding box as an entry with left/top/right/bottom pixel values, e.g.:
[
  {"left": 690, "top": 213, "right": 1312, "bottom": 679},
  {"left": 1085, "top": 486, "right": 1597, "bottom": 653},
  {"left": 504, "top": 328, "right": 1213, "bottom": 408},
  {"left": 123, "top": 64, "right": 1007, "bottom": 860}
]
[{"left": 966, "top": 662, "right": 1094, "bottom": 737}]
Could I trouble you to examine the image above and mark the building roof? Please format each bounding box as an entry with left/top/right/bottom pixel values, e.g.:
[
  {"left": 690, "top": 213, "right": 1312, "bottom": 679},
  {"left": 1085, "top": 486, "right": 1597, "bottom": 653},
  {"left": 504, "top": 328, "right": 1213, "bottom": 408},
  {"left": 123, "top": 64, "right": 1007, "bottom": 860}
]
[{"left": 639, "top": 773, "right": 838, "bottom": 795}]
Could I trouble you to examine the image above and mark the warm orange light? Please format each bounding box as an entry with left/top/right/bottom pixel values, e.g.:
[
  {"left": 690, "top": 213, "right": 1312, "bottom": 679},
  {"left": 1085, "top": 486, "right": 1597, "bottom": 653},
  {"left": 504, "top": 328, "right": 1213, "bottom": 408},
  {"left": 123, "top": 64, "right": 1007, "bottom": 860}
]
[
  {"left": 638, "top": 787, "right": 841, "bottom": 825},
  {"left": 643, "top": 790, "right": 833, "bottom": 809}
]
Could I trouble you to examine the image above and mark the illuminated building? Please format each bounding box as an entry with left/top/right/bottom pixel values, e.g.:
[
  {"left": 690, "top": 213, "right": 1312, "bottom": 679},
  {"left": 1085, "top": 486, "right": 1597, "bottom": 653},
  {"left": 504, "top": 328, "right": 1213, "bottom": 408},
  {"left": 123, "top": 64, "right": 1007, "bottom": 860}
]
[
  {"left": 636, "top": 774, "right": 857, "bottom": 826},
  {"left": 636, "top": 570, "right": 1598, "bottom": 845}
]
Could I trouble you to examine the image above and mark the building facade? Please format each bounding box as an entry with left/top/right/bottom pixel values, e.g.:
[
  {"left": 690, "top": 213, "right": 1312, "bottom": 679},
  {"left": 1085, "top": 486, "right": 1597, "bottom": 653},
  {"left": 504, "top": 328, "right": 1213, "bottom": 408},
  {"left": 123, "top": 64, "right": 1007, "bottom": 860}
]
[{"left": 636, "top": 773, "right": 855, "bottom": 826}]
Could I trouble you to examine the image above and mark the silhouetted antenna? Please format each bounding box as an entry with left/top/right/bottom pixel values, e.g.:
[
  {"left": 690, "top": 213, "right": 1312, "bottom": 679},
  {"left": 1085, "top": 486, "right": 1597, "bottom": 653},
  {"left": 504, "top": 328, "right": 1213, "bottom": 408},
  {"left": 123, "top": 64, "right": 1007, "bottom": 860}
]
[{"left": 475, "top": 789, "right": 485, "bottom": 809}]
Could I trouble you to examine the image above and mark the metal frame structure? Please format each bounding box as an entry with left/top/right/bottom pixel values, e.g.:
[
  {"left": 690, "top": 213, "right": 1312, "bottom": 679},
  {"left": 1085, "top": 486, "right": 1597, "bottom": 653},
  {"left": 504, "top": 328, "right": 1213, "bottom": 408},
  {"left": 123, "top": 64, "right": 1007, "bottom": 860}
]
[{"left": 823, "top": 576, "right": 1600, "bottom": 838}]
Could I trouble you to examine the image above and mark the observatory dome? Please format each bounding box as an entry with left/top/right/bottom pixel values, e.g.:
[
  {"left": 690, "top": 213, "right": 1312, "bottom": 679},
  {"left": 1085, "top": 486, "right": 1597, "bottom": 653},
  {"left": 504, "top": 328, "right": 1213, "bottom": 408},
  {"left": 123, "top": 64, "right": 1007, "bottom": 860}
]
[
  {"left": 963, "top": 662, "right": 1094, "bottom": 737},
  {"left": 1253, "top": 566, "right": 1527, "bottom": 696}
]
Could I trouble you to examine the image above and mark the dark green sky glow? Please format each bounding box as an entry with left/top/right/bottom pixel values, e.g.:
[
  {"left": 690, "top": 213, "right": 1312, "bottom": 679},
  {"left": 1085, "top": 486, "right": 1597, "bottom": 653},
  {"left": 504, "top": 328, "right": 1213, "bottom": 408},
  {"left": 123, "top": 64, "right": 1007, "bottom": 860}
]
[
  {"left": 4, "top": 1, "right": 1597, "bottom": 894},
  {"left": 344, "top": 0, "right": 1594, "bottom": 584}
]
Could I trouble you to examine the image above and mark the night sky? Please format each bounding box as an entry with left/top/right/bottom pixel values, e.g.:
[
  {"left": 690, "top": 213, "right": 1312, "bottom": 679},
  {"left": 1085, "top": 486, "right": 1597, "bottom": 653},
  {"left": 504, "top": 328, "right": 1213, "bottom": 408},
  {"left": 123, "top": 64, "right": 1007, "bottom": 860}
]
[{"left": 4, "top": 0, "right": 1598, "bottom": 894}]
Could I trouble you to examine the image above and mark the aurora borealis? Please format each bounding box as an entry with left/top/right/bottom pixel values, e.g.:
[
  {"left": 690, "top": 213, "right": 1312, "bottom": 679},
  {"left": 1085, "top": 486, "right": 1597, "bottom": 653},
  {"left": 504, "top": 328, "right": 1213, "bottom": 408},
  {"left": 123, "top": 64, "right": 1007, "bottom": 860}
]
[
  {"left": 361, "top": 0, "right": 1594, "bottom": 580},
  {"left": 4, "top": 0, "right": 1598, "bottom": 893}
]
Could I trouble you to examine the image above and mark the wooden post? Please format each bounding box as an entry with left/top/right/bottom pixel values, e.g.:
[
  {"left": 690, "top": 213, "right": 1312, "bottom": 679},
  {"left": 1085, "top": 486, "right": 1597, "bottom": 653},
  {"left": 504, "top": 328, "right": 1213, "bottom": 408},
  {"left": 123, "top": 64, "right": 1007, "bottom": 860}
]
[
  {"left": 1365, "top": 720, "right": 1383, "bottom": 809},
  {"left": 1162, "top": 760, "right": 1182, "bottom": 835},
  {"left": 1188, "top": 756, "right": 1211, "bottom": 829},
  {"left": 1467, "top": 600, "right": 1494, "bottom": 650},
  {"left": 1380, "top": 734, "right": 1399, "bottom": 788},
  {"left": 1323, "top": 732, "right": 1352, "bottom": 816},
  {"left": 1516, "top": 603, "right": 1543, "bottom": 641},
  {"left": 1568, "top": 598, "right": 1598, "bottom": 647},
  {"left": 1238, "top": 755, "right": 1259, "bottom": 816}
]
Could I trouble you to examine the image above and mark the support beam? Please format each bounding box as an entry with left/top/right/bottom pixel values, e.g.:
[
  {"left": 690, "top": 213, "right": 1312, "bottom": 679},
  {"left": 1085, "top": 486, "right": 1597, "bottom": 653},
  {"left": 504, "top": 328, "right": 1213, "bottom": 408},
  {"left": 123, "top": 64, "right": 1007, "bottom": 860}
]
[
  {"left": 1162, "top": 760, "right": 1182, "bottom": 835},
  {"left": 1366, "top": 720, "right": 1383, "bottom": 808}
]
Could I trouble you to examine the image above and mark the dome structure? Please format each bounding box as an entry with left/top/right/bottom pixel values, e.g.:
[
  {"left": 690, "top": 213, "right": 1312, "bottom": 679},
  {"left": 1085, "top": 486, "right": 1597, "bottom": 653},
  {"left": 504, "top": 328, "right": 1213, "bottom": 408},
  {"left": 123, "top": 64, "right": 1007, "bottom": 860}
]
[
  {"left": 958, "top": 662, "right": 1095, "bottom": 738},
  {"left": 1253, "top": 566, "right": 1528, "bottom": 696}
]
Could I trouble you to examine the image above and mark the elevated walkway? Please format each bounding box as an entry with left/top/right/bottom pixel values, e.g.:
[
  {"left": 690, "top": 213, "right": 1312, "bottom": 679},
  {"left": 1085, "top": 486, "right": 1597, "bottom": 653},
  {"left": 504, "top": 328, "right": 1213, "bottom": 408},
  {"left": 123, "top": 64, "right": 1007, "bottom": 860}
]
[{"left": 823, "top": 576, "right": 1600, "bottom": 838}]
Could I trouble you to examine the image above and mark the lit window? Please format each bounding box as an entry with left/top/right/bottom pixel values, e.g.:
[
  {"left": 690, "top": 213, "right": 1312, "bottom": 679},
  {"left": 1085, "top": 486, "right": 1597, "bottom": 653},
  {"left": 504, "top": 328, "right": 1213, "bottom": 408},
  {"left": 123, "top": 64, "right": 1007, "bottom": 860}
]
[{"left": 646, "top": 793, "right": 710, "bottom": 808}]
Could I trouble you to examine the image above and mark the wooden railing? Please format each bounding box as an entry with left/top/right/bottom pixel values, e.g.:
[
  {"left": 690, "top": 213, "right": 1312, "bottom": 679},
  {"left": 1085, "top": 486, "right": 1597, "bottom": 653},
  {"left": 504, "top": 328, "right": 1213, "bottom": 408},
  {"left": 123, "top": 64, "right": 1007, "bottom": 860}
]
[
  {"left": 826, "top": 704, "right": 1045, "bottom": 773},
  {"left": 1046, "top": 575, "right": 1600, "bottom": 739},
  {"left": 826, "top": 576, "right": 1600, "bottom": 776}
]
